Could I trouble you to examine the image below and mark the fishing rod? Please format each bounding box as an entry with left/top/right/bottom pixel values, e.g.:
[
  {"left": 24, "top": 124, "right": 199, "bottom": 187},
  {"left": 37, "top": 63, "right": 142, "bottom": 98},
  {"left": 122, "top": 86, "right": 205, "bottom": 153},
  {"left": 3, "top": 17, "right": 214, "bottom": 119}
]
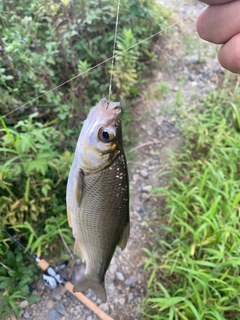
[{"left": 2, "top": 228, "right": 113, "bottom": 320}]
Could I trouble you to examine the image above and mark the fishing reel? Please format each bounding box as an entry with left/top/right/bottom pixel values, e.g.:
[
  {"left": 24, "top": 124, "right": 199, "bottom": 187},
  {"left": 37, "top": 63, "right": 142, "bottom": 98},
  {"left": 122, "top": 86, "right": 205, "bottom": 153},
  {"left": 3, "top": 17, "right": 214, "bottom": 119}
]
[{"left": 43, "top": 261, "right": 68, "bottom": 289}]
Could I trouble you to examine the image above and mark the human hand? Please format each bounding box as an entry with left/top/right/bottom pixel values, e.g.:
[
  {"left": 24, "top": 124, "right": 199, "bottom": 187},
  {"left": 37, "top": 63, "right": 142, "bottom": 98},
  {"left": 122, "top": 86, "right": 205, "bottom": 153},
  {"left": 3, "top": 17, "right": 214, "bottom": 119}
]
[{"left": 196, "top": 0, "right": 240, "bottom": 74}]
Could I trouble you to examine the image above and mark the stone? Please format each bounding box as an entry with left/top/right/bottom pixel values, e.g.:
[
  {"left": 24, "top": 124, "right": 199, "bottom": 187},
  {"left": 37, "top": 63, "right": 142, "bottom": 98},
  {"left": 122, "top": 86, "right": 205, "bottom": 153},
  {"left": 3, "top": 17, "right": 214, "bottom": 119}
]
[
  {"left": 47, "top": 300, "right": 55, "bottom": 309},
  {"left": 141, "top": 193, "right": 151, "bottom": 201},
  {"left": 56, "top": 303, "right": 65, "bottom": 315},
  {"left": 140, "top": 221, "right": 147, "bottom": 227},
  {"left": 20, "top": 300, "right": 29, "bottom": 308},
  {"left": 128, "top": 292, "right": 134, "bottom": 301},
  {"left": 132, "top": 174, "right": 140, "bottom": 182},
  {"left": 141, "top": 185, "right": 152, "bottom": 193},
  {"left": 86, "top": 309, "right": 93, "bottom": 315},
  {"left": 48, "top": 309, "right": 60, "bottom": 320},
  {"left": 137, "top": 207, "right": 145, "bottom": 213},
  {"left": 119, "top": 297, "right": 125, "bottom": 305},
  {"left": 99, "top": 303, "right": 109, "bottom": 313},
  {"left": 124, "top": 276, "right": 139, "bottom": 286},
  {"left": 73, "top": 309, "right": 78, "bottom": 316},
  {"left": 139, "top": 169, "right": 148, "bottom": 179},
  {"left": 23, "top": 310, "right": 30, "bottom": 319},
  {"left": 116, "top": 272, "right": 125, "bottom": 281},
  {"left": 109, "top": 264, "right": 117, "bottom": 274},
  {"left": 184, "top": 55, "right": 200, "bottom": 65},
  {"left": 52, "top": 293, "right": 62, "bottom": 301}
]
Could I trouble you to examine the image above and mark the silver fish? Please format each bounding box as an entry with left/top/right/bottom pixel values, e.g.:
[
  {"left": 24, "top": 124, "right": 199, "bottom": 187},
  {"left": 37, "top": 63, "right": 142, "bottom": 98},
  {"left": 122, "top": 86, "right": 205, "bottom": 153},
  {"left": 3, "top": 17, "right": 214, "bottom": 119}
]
[{"left": 66, "top": 98, "right": 129, "bottom": 302}]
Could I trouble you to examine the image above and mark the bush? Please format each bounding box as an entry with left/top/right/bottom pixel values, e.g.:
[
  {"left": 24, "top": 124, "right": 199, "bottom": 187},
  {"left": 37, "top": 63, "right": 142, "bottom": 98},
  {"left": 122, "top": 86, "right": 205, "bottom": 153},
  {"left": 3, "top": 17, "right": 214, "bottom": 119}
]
[{"left": 0, "top": 0, "right": 170, "bottom": 316}]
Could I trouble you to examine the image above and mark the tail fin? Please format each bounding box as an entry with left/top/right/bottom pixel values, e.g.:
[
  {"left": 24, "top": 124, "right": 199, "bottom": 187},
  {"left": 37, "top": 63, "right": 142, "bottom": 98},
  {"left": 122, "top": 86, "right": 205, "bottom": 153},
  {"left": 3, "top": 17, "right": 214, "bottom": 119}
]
[{"left": 73, "top": 276, "right": 107, "bottom": 303}]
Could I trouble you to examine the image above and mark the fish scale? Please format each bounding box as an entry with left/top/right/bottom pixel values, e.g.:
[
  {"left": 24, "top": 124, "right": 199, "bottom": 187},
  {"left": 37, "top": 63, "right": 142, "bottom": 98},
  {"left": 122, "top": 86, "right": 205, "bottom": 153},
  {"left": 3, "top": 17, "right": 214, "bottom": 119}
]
[{"left": 77, "top": 153, "right": 129, "bottom": 275}]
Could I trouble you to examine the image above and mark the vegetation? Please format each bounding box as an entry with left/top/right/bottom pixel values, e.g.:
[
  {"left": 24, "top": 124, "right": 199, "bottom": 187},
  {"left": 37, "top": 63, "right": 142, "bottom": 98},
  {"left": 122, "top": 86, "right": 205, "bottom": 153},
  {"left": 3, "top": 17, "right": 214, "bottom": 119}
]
[
  {"left": 142, "top": 77, "right": 240, "bottom": 320},
  {"left": 0, "top": 0, "right": 170, "bottom": 317}
]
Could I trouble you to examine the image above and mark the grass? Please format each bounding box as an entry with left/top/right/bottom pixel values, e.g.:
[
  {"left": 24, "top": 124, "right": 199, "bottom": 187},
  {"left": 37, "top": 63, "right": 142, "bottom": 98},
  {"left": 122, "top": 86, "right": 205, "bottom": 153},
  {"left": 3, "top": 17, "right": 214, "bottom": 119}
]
[{"left": 141, "top": 76, "right": 240, "bottom": 320}]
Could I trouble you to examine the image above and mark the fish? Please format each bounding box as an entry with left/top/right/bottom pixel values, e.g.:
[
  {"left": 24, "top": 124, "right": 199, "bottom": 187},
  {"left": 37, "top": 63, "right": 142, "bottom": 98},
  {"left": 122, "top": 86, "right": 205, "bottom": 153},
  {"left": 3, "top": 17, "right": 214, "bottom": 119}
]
[{"left": 66, "top": 97, "right": 130, "bottom": 303}]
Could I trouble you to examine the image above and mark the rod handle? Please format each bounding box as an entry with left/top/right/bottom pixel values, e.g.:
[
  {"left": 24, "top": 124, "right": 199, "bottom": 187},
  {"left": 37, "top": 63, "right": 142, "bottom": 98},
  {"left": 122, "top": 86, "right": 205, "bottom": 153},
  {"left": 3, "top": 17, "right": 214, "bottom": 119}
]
[
  {"left": 65, "top": 282, "right": 113, "bottom": 320},
  {"left": 37, "top": 259, "right": 49, "bottom": 270}
]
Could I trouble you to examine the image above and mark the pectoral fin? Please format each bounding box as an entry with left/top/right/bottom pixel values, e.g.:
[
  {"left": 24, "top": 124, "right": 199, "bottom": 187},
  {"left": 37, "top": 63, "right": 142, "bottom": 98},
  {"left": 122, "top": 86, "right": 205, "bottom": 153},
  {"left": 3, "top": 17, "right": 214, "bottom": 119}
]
[
  {"left": 74, "top": 169, "right": 84, "bottom": 206},
  {"left": 118, "top": 221, "right": 130, "bottom": 250},
  {"left": 67, "top": 209, "right": 72, "bottom": 227},
  {"left": 67, "top": 169, "right": 84, "bottom": 228}
]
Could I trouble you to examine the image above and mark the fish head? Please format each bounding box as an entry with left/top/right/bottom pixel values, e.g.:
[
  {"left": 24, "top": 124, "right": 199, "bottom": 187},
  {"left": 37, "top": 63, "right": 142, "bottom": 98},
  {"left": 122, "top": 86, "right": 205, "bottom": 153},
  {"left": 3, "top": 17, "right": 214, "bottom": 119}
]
[{"left": 76, "top": 98, "right": 124, "bottom": 173}]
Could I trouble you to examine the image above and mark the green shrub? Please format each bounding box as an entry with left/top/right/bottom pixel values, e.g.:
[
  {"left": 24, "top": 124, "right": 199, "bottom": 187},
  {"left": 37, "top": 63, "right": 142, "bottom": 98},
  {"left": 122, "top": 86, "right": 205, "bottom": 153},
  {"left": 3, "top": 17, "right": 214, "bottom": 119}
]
[
  {"left": 0, "top": 0, "right": 170, "bottom": 316},
  {"left": 142, "top": 78, "right": 240, "bottom": 320}
]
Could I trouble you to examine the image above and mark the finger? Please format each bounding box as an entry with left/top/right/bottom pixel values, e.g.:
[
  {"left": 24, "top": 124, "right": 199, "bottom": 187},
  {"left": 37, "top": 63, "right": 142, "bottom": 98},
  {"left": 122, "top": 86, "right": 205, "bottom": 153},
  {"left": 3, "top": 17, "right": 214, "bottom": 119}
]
[
  {"left": 199, "top": 0, "right": 234, "bottom": 4},
  {"left": 218, "top": 33, "right": 240, "bottom": 74},
  {"left": 196, "top": 1, "right": 240, "bottom": 44}
]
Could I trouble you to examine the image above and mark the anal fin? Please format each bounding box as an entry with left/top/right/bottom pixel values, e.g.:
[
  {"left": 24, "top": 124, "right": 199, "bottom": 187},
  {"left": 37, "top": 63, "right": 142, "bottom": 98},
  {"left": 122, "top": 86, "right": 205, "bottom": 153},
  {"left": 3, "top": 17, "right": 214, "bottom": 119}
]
[{"left": 118, "top": 221, "right": 130, "bottom": 250}]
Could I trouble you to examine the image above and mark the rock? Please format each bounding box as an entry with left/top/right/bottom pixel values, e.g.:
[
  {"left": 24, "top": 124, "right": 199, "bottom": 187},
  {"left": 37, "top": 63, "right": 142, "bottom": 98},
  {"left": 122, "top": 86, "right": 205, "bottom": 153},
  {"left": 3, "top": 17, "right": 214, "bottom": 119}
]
[
  {"left": 139, "top": 169, "right": 148, "bottom": 179},
  {"left": 23, "top": 310, "right": 30, "bottom": 319},
  {"left": 86, "top": 309, "right": 93, "bottom": 315},
  {"left": 109, "top": 264, "right": 117, "bottom": 274},
  {"left": 48, "top": 309, "right": 61, "bottom": 320},
  {"left": 52, "top": 293, "right": 62, "bottom": 301},
  {"left": 137, "top": 207, "right": 145, "bottom": 213},
  {"left": 108, "top": 283, "right": 115, "bottom": 291},
  {"left": 116, "top": 272, "right": 125, "bottom": 281},
  {"left": 56, "top": 303, "right": 65, "bottom": 315},
  {"left": 141, "top": 185, "right": 152, "bottom": 193},
  {"left": 99, "top": 303, "right": 109, "bottom": 313},
  {"left": 190, "top": 81, "right": 198, "bottom": 87},
  {"left": 47, "top": 300, "right": 55, "bottom": 309},
  {"left": 141, "top": 192, "right": 151, "bottom": 201},
  {"left": 75, "top": 305, "right": 82, "bottom": 312},
  {"left": 140, "top": 221, "right": 147, "bottom": 227},
  {"left": 184, "top": 55, "right": 200, "bottom": 65},
  {"left": 132, "top": 174, "right": 140, "bottom": 182},
  {"left": 124, "top": 276, "right": 139, "bottom": 286},
  {"left": 20, "top": 300, "right": 29, "bottom": 309},
  {"left": 128, "top": 292, "right": 134, "bottom": 301},
  {"left": 119, "top": 297, "right": 126, "bottom": 305},
  {"left": 73, "top": 309, "right": 78, "bottom": 316},
  {"left": 86, "top": 316, "right": 93, "bottom": 320}
]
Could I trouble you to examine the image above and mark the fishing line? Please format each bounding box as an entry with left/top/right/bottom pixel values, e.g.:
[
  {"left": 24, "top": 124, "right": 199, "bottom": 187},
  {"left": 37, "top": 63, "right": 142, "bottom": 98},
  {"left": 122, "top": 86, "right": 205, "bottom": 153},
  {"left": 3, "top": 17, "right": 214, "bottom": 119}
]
[
  {"left": 108, "top": 0, "right": 121, "bottom": 103},
  {"left": 2, "top": 7, "right": 204, "bottom": 119}
]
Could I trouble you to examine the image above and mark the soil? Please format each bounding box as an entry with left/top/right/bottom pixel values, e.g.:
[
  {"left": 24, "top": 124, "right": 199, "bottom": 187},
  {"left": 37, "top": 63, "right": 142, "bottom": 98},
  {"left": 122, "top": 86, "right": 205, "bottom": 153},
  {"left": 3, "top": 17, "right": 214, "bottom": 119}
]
[{"left": 18, "top": 1, "right": 224, "bottom": 320}]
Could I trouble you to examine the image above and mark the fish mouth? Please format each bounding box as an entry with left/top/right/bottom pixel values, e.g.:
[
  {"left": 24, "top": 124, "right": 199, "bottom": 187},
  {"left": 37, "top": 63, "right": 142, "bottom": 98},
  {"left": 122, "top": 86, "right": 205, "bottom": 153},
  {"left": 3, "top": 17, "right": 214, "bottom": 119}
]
[{"left": 100, "top": 98, "right": 121, "bottom": 112}]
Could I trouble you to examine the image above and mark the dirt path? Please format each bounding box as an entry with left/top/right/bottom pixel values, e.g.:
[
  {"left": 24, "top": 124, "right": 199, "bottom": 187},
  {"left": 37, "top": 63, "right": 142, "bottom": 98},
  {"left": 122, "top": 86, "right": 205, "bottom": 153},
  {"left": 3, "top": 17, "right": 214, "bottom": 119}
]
[{"left": 19, "top": 1, "right": 224, "bottom": 319}]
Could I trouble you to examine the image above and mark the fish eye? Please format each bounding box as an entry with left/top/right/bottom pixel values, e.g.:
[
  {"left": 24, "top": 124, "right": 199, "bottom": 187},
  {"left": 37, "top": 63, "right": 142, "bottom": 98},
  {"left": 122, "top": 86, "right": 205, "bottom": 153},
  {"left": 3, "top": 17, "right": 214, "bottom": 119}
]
[
  {"left": 102, "top": 131, "right": 110, "bottom": 140},
  {"left": 99, "top": 128, "right": 115, "bottom": 142}
]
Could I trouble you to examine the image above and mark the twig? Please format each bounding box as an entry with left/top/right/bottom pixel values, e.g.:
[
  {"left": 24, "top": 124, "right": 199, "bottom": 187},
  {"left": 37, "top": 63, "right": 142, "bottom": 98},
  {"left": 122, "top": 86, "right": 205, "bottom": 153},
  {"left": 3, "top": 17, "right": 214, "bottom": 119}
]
[
  {"left": 130, "top": 140, "right": 162, "bottom": 152},
  {"left": 58, "top": 225, "right": 75, "bottom": 261}
]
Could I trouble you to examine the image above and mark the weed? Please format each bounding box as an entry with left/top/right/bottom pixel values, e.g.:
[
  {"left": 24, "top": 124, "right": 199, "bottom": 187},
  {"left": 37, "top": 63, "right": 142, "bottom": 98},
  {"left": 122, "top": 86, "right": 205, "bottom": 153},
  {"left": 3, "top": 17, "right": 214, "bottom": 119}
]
[
  {"left": 142, "top": 77, "right": 240, "bottom": 319},
  {"left": 0, "top": 0, "right": 170, "bottom": 316},
  {"left": 0, "top": 248, "right": 39, "bottom": 317}
]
